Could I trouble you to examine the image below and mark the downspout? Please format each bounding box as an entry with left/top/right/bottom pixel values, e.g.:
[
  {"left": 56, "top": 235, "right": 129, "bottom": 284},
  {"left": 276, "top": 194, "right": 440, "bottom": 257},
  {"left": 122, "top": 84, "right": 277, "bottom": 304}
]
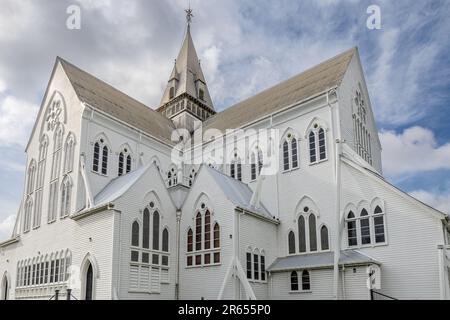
[
  {"left": 115, "top": 209, "right": 122, "bottom": 300},
  {"left": 341, "top": 265, "right": 346, "bottom": 300},
  {"left": 328, "top": 88, "right": 343, "bottom": 300},
  {"left": 175, "top": 209, "right": 182, "bottom": 300}
]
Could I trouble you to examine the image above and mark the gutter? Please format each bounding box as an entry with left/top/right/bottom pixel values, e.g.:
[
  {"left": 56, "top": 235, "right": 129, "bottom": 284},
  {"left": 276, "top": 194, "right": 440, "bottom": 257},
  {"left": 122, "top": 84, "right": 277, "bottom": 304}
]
[
  {"left": 235, "top": 207, "right": 280, "bottom": 225},
  {"left": 71, "top": 203, "right": 115, "bottom": 221},
  {"left": 0, "top": 236, "right": 20, "bottom": 248}
]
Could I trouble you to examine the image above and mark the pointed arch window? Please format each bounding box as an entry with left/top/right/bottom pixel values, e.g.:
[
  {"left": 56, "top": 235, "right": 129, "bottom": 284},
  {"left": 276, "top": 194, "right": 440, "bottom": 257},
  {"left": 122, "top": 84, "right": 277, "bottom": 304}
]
[
  {"left": 246, "top": 250, "right": 252, "bottom": 279},
  {"left": 48, "top": 127, "right": 63, "bottom": 223},
  {"left": 23, "top": 197, "right": 33, "bottom": 233},
  {"left": 298, "top": 216, "right": 306, "bottom": 253},
  {"left": 309, "top": 131, "right": 317, "bottom": 163},
  {"left": 118, "top": 147, "right": 132, "bottom": 176},
  {"left": 282, "top": 133, "right": 299, "bottom": 172},
  {"left": 302, "top": 270, "right": 311, "bottom": 291},
  {"left": 152, "top": 211, "right": 160, "bottom": 250},
  {"left": 347, "top": 211, "right": 357, "bottom": 246},
  {"left": 308, "top": 124, "right": 327, "bottom": 164},
  {"left": 34, "top": 137, "right": 48, "bottom": 229},
  {"left": 26, "top": 161, "right": 36, "bottom": 195},
  {"left": 290, "top": 271, "right": 298, "bottom": 291},
  {"left": 63, "top": 134, "right": 75, "bottom": 173},
  {"left": 92, "top": 138, "right": 109, "bottom": 175},
  {"left": 373, "top": 206, "right": 385, "bottom": 243},
  {"left": 187, "top": 228, "right": 193, "bottom": 254},
  {"left": 132, "top": 221, "right": 139, "bottom": 247},
  {"left": 360, "top": 209, "right": 371, "bottom": 245},
  {"left": 230, "top": 155, "right": 242, "bottom": 181},
  {"left": 320, "top": 225, "right": 329, "bottom": 251},
  {"left": 213, "top": 223, "right": 220, "bottom": 249},
  {"left": 288, "top": 231, "right": 296, "bottom": 254},
  {"left": 204, "top": 211, "right": 211, "bottom": 250},
  {"left": 195, "top": 213, "right": 202, "bottom": 251},
  {"left": 143, "top": 208, "right": 150, "bottom": 249},
  {"left": 187, "top": 208, "right": 221, "bottom": 267},
  {"left": 60, "top": 176, "right": 72, "bottom": 218},
  {"left": 162, "top": 228, "right": 169, "bottom": 252},
  {"left": 251, "top": 147, "right": 263, "bottom": 180},
  {"left": 309, "top": 214, "right": 317, "bottom": 252}
]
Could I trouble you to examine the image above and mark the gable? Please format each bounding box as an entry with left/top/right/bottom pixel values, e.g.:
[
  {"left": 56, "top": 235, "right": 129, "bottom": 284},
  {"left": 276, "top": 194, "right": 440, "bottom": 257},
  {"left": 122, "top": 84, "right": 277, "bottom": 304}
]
[{"left": 58, "top": 58, "right": 177, "bottom": 146}]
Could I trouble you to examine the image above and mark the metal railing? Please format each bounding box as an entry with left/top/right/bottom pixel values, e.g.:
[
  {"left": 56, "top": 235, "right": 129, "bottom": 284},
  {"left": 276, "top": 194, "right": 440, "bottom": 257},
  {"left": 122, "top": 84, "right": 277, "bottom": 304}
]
[
  {"left": 370, "top": 289, "right": 397, "bottom": 300},
  {"left": 49, "top": 289, "right": 78, "bottom": 300}
]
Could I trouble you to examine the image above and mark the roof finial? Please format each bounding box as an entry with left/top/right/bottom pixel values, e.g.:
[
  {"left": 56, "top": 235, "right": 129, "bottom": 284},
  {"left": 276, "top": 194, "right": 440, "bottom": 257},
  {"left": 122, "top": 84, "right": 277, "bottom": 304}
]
[{"left": 185, "top": 5, "right": 194, "bottom": 28}]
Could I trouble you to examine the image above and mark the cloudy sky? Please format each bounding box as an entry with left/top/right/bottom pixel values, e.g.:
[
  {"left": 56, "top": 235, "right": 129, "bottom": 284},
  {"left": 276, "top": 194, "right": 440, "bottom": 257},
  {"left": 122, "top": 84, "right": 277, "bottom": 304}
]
[{"left": 0, "top": 0, "right": 449, "bottom": 240}]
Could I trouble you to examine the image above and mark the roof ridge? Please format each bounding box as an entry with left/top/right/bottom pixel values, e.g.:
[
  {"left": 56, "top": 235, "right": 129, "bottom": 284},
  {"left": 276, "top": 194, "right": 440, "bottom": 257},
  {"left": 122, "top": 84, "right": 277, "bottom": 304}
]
[
  {"left": 204, "top": 47, "right": 357, "bottom": 127},
  {"left": 58, "top": 57, "right": 158, "bottom": 112}
]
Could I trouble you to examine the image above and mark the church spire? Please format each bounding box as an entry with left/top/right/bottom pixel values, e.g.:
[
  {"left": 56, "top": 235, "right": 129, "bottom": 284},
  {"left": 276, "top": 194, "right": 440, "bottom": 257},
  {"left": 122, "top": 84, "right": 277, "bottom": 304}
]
[{"left": 158, "top": 7, "right": 215, "bottom": 130}]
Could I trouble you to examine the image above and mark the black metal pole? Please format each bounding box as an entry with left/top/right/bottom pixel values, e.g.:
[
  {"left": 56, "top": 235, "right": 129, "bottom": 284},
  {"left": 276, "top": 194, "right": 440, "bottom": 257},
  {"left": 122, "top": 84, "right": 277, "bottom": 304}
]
[
  {"left": 66, "top": 289, "right": 72, "bottom": 300},
  {"left": 55, "top": 289, "right": 59, "bottom": 300},
  {"left": 370, "top": 289, "right": 374, "bottom": 300}
]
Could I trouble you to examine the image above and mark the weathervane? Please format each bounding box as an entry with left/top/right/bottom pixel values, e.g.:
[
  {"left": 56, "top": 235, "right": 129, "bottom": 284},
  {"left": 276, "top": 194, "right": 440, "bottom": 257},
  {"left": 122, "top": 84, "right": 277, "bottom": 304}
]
[{"left": 185, "top": 6, "right": 194, "bottom": 27}]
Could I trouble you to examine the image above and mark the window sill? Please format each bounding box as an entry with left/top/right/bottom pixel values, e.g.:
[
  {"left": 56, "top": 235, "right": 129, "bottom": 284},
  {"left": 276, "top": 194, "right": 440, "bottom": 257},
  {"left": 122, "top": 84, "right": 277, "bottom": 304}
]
[
  {"left": 186, "top": 263, "right": 221, "bottom": 269},
  {"left": 309, "top": 158, "right": 328, "bottom": 166},
  {"left": 282, "top": 167, "right": 300, "bottom": 174},
  {"left": 347, "top": 242, "right": 388, "bottom": 249},
  {"left": 289, "top": 290, "right": 312, "bottom": 294},
  {"left": 248, "top": 280, "right": 267, "bottom": 284},
  {"left": 128, "top": 290, "right": 161, "bottom": 295},
  {"left": 91, "top": 170, "right": 108, "bottom": 177}
]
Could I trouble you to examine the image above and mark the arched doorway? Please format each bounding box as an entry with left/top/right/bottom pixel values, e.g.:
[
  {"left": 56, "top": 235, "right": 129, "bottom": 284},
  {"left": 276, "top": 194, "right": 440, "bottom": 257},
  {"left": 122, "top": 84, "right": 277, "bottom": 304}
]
[
  {"left": 1, "top": 274, "right": 9, "bottom": 300},
  {"left": 85, "top": 263, "right": 93, "bottom": 300}
]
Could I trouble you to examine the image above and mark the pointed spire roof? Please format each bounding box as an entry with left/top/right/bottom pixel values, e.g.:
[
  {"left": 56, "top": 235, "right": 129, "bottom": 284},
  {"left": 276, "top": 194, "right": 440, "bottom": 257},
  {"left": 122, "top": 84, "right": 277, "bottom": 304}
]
[{"left": 159, "top": 12, "right": 214, "bottom": 109}]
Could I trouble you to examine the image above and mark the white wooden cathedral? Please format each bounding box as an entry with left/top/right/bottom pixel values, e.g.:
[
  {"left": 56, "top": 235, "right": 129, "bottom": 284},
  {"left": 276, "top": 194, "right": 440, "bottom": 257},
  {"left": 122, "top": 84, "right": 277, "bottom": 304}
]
[{"left": 1, "top": 11, "right": 449, "bottom": 300}]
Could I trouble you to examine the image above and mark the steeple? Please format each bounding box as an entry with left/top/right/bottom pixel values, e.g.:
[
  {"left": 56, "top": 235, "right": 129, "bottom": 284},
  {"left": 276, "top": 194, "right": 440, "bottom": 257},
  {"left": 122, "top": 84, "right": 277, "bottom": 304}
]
[{"left": 158, "top": 8, "right": 215, "bottom": 132}]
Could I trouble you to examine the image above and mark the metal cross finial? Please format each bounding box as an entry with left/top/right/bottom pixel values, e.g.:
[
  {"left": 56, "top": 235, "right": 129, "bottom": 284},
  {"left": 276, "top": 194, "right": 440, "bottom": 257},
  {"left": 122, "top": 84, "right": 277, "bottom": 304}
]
[{"left": 185, "top": 6, "right": 194, "bottom": 26}]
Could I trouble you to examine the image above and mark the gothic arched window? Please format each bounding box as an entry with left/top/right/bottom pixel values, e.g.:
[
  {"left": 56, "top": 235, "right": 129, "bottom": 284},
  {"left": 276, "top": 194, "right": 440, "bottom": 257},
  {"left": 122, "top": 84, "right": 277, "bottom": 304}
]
[
  {"left": 308, "top": 124, "right": 327, "bottom": 164},
  {"left": 288, "top": 231, "right": 296, "bottom": 254},
  {"left": 162, "top": 228, "right": 169, "bottom": 252},
  {"left": 152, "top": 211, "right": 160, "bottom": 250},
  {"left": 302, "top": 270, "right": 311, "bottom": 291},
  {"left": 347, "top": 211, "right": 357, "bottom": 246},
  {"left": 63, "top": 134, "right": 75, "bottom": 173},
  {"left": 143, "top": 208, "right": 150, "bottom": 249},
  {"left": 320, "top": 225, "right": 329, "bottom": 251},
  {"left": 290, "top": 271, "right": 298, "bottom": 291},
  {"left": 195, "top": 213, "right": 202, "bottom": 251},
  {"left": 360, "top": 209, "right": 371, "bottom": 245},
  {"left": 131, "top": 221, "right": 139, "bottom": 247},
  {"left": 118, "top": 147, "right": 132, "bottom": 177},
  {"left": 373, "top": 206, "right": 386, "bottom": 243},
  {"left": 204, "top": 211, "right": 211, "bottom": 250},
  {"left": 92, "top": 137, "right": 109, "bottom": 175},
  {"left": 309, "top": 131, "right": 317, "bottom": 163},
  {"left": 60, "top": 176, "right": 72, "bottom": 218},
  {"left": 298, "top": 216, "right": 306, "bottom": 253},
  {"left": 309, "top": 214, "right": 317, "bottom": 252}
]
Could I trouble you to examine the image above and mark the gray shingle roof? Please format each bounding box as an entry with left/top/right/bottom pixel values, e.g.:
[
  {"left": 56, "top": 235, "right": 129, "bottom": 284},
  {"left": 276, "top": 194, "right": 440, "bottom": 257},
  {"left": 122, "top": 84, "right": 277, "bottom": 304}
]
[
  {"left": 204, "top": 47, "right": 356, "bottom": 132},
  {"left": 57, "top": 47, "right": 356, "bottom": 144},
  {"left": 204, "top": 166, "right": 276, "bottom": 221},
  {"left": 59, "top": 58, "right": 177, "bottom": 145},
  {"left": 267, "top": 250, "right": 380, "bottom": 272}
]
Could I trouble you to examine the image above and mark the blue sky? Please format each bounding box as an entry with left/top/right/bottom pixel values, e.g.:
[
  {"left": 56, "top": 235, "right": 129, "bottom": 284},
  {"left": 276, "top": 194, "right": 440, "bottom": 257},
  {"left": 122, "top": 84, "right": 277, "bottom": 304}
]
[{"left": 0, "top": 0, "right": 450, "bottom": 240}]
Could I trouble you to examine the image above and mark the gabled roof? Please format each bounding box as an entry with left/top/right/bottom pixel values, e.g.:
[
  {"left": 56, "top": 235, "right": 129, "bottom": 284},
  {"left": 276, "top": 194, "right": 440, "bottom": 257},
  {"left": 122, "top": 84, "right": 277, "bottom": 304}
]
[
  {"left": 93, "top": 162, "right": 154, "bottom": 207},
  {"left": 267, "top": 250, "right": 380, "bottom": 272},
  {"left": 202, "top": 166, "right": 276, "bottom": 221},
  {"left": 58, "top": 58, "right": 177, "bottom": 145},
  {"left": 204, "top": 47, "right": 357, "bottom": 132},
  {"left": 159, "top": 26, "right": 214, "bottom": 109}
]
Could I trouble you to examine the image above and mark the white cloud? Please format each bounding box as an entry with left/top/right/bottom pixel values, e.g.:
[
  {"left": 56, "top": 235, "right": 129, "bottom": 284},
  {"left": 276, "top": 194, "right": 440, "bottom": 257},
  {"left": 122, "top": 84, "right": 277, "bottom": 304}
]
[
  {"left": 380, "top": 126, "right": 450, "bottom": 177},
  {"left": 0, "top": 95, "right": 38, "bottom": 147},
  {"left": 0, "top": 214, "right": 15, "bottom": 241},
  {"left": 0, "top": 78, "right": 5, "bottom": 93},
  {"left": 409, "top": 190, "right": 450, "bottom": 214}
]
